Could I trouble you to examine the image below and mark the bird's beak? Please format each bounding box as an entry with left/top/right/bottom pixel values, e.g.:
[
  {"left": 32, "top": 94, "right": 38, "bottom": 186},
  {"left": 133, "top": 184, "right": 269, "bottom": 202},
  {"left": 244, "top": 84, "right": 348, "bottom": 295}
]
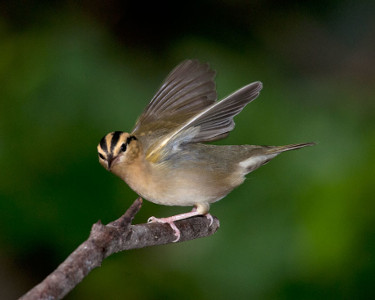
[
  {"left": 107, "top": 155, "right": 120, "bottom": 170},
  {"left": 107, "top": 155, "right": 114, "bottom": 170}
]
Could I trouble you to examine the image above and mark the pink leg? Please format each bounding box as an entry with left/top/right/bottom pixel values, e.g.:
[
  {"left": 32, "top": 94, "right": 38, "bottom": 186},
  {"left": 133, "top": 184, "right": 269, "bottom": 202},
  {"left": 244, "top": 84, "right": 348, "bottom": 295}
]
[{"left": 148, "top": 209, "right": 214, "bottom": 242}]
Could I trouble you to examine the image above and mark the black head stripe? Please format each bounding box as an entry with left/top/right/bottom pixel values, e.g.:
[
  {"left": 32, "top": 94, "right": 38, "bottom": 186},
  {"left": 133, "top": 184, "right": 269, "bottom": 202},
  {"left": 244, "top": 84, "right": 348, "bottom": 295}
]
[
  {"left": 99, "top": 136, "right": 108, "bottom": 153},
  {"left": 111, "top": 131, "right": 123, "bottom": 152},
  {"left": 126, "top": 135, "right": 137, "bottom": 145}
]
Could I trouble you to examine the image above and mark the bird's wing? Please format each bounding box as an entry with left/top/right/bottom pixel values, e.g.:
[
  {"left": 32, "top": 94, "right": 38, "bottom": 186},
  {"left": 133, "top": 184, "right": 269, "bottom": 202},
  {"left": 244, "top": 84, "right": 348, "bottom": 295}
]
[
  {"left": 132, "top": 59, "right": 217, "bottom": 134},
  {"left": 145, "top": 81, "right": 263, "bottom": 163}
]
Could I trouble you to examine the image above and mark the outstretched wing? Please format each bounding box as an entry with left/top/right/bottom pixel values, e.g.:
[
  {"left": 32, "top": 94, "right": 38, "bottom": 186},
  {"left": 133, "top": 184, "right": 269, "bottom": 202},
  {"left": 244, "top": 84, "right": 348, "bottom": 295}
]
[
  {"left": 132, "top": 59, "right": 217, "bottom": 134},
  {"left": 146, "top": 81, "right": 263, "bottom": 162}
]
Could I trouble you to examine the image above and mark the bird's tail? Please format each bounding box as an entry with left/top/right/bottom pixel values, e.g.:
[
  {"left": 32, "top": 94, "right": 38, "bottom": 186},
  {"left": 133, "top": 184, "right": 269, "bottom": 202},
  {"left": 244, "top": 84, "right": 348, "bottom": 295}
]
[
  {"left": 264, "top": 142, "right": 316, "bottom": 154},
  {"left": 239, "top": 142, "right": 315, "bottom": 173}
]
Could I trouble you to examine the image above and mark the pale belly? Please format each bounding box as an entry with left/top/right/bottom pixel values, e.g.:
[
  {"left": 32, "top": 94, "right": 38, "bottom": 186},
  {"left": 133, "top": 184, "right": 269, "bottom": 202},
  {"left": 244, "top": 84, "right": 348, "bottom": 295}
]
[{"left": 124, "top": 165, "right": 242, "bottom": 207}]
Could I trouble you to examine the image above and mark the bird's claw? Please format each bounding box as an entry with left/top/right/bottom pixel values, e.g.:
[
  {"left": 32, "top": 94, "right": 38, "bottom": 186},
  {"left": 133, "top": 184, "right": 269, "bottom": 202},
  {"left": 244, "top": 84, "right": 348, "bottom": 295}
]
[{"left": 205, "top": 213, "right": 214, "bottom": 226}]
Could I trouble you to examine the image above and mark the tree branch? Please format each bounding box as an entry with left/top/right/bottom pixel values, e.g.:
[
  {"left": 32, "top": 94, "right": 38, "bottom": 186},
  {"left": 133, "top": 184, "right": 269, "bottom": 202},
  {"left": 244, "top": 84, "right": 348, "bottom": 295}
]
[{"left": 19, "top": 198, "right": 220, "bottom": 300}]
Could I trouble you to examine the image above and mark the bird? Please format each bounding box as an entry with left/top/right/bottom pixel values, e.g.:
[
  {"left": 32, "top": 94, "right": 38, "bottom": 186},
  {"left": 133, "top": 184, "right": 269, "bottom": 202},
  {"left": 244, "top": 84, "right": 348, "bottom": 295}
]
[{"left": 97, "top": 59, "right": 314, "bottom": 242}]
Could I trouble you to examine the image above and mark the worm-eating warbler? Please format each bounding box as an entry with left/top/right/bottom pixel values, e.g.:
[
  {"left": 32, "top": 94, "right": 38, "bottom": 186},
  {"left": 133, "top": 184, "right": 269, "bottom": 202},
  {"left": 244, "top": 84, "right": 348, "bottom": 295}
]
[{"left": 97, "top": 60, "right": 314, "bottom": 241}]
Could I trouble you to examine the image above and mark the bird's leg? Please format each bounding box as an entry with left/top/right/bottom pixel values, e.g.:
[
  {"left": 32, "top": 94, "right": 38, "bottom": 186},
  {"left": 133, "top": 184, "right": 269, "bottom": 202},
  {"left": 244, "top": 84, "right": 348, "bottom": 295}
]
[{"left": 148, "top": 205, "right": 213, "bottom": 242}]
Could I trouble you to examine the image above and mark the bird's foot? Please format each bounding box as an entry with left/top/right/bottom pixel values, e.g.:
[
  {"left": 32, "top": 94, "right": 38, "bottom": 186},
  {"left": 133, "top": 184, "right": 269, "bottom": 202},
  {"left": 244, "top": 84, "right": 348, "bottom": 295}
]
[
  {"left": 148, "top": 216, "right": 181, "bottom": 242},
  {"left": 148, "top": 210, "right": 209, "bottom": 242}
]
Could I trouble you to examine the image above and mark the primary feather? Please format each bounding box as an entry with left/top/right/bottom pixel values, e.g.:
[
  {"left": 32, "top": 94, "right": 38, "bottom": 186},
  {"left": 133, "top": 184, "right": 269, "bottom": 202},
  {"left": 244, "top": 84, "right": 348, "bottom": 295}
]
[{"left": 132, "top": 59, "right": 216, "bottom": 133}]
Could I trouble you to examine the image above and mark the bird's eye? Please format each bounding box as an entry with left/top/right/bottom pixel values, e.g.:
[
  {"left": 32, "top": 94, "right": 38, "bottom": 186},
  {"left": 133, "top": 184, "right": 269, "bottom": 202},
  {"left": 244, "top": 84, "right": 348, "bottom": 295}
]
[
  {"left": 98, "top": 153, "right": 105, "bottom": 160},
  {"left": 120, "top": 143, "right": 127, "bottom": 152}
]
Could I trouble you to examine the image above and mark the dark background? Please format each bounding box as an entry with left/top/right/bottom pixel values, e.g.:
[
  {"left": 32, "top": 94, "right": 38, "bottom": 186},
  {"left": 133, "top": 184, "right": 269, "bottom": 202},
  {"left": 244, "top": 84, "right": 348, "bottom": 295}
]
[{"left": 1, "top": 1, "right": 374, "bottom": 299}]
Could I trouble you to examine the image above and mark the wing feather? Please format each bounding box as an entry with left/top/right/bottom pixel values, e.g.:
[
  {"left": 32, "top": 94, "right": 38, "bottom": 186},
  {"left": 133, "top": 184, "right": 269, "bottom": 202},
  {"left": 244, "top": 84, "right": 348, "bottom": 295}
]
[
  {"left": 146, "top": 81, "right": 263, "bottom": 162},
  {"left": 132, "top": 60, "right": 216, "bottom": 133}
]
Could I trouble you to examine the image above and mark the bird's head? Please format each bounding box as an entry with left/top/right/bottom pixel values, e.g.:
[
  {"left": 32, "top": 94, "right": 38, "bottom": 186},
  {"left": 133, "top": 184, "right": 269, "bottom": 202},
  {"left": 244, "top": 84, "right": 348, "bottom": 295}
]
[{"left": 97, "top": 131, "right": 140, "bottom": 172}]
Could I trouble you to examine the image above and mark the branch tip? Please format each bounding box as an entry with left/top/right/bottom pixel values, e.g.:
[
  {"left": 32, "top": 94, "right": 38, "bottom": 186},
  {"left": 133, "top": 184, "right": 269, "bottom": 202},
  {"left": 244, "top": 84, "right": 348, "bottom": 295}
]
[{"left": 20, "top": 197, "right": 219, "bottom": 300}]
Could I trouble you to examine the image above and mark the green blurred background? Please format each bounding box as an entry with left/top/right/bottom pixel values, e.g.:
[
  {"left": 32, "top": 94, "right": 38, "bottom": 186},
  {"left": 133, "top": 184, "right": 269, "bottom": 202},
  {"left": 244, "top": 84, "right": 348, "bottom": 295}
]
[{"left": 1, "top": 1, "right": 374, "bottom": 299}]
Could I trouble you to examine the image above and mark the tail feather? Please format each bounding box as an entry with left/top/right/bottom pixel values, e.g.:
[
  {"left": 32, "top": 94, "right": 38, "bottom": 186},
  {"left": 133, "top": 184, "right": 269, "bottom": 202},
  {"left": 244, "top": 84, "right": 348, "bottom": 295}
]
[
  {"left": 239, "top": 142, "right": 315, "bottom": 173},
  {"left": 265, "top": 142, "right": 316, "bottom": 154}
]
